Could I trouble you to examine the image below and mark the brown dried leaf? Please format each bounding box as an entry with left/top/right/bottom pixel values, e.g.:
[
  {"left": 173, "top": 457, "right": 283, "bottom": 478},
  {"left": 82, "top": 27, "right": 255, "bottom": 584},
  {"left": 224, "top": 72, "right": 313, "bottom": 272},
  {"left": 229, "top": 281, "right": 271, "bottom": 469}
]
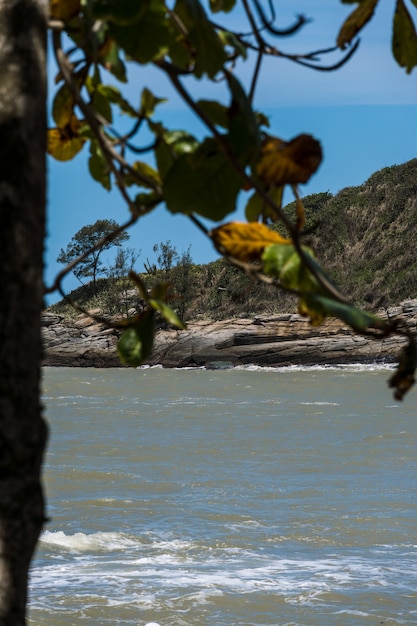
[
  {"left": 50, "top": 0, "right": 81, "bottom": 21},
  {"left": 256, "top": 134, "right": 322, "bottom": 188},
  {"left": 337, "top": 0, "right": 379, "bottom": 49},
  {"left": 388, "top": 336, "right": 417, "bottom": 400}
]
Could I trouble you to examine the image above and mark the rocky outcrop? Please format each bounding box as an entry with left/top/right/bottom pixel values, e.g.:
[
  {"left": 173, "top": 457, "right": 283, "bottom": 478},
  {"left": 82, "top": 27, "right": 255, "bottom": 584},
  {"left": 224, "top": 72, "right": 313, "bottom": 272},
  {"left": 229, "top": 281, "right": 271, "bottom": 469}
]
[
  {"left": 42, "top": 301, "right": 417, "bottom": 368},
  {"left": 42, "top": 310, "right": 121, "bottom": 367}
]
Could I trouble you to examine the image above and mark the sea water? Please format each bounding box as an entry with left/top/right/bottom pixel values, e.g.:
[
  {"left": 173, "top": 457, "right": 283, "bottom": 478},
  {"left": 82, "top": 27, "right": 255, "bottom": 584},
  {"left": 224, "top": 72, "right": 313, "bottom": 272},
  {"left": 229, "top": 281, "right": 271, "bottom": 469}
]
[{"left": 29, "top": 365, "right": 417, "bottom": 625}]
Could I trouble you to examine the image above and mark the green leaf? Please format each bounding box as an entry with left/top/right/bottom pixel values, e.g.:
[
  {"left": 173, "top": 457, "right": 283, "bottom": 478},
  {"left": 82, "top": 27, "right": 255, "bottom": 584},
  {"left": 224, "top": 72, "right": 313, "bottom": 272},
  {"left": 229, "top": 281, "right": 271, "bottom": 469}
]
[
  {"left": 225, "top": 71, "right": 260, "bottom": 163},
  {"left": 149, "top": 299, "right": 186, "bottom": 329},
  {"left": 91, "top": 90, "right": 113, "bottom": 123},
  {"left": 303, "top": 293, "right": 385, "bottom": 332},
  {"left": 255, "top": 111, "right": 270, "bottom": 129},
  {"left": 163, "top": 138, "right": 242, "bottom": 220},
  {"left": 209, "top": 0, "right": 236, "bottom": 12},
  {"left": 174, "top": 0, "right": 227, "bottom": 78},
  {"left": 263, "top": 243, "right": 320, "bottom": 293},
  {"left": 263, "top": 243, "right": 389, "bottom": 329},
  {"left": 196, "top": 99, "right": 229, "bottom": 128},
  {"left": 85, "top": 73, "right": 97, "bottom": 95},
  {"left": 88, "top": 140, "right": 111, "bottom": 190},
  {"left": 218, "top": 29, "right": 247, "bottom": 58},
  {"left": 262, "top": 243, "right": 297, "bottom": 277},
  {"left": 128, "top": 271, "right": 150, "bottom": 302},
  {"left": 99, "top": 40, "right": 127, "bottom": 82},
  {"left": 168, "top": 34, "right": 193, "bottom": 69},
  {"left": 134, "top": 191, "right": 162, "bottom": 210},
  {"left": 278, "top": 249, "right": 318, "bottom": 294},
  {"left": 109, "top": 0, "right": 172, "bottom": 64},
  {"left": 393, "top": 0, "right": 417, "bottom": 73},
  {"left": 98, "top": 85, "right": 137, "bottom": 116},
  {"left": 124, "top": 161, "right": 161, "bottom": 189},
  {"left": 140, "top": 87, "right": 167, "bottom": 118},
  {"left": 91, "top": 0, "right": 148, "bottom": 25},
  {"left": 153, "top": 127, "right": 199, "bottom": 177},
  {"left": 117, "top": 310, "right": 155, "bottom": 367},
  {"left": 263, "top": 243, "right": 330, "bottom": 325},
  {"left": 245, "top": 186, "right": 283, "bottom": 222}
]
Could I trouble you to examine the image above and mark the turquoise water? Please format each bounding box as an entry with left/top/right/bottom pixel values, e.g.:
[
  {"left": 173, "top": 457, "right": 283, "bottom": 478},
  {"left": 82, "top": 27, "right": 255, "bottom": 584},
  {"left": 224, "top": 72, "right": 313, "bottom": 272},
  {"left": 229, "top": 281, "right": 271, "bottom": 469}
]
[{"left": 29, "top": 366, "right": 417, "bottom": 625}]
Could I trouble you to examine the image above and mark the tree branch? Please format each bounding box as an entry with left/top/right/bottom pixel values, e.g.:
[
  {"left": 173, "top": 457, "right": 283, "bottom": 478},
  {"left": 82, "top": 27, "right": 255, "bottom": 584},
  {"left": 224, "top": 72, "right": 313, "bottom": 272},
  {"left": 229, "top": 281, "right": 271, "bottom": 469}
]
[{"left": 52, "top": 30, "right": 163, "bottom": 203}]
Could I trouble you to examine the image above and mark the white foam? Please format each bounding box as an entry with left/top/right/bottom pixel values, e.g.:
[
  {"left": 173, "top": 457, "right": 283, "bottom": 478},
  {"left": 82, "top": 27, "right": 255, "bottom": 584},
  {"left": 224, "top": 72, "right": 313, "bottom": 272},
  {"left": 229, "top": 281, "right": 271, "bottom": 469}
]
[
  {"left": 236, "top": 362, "right": 395, "bottom": 373},
  {"left": 298, "top": 401, "right": 340, "bottom": 406},
  {"left": 40, "top": 530, "right": 138, "bottom": 552}
]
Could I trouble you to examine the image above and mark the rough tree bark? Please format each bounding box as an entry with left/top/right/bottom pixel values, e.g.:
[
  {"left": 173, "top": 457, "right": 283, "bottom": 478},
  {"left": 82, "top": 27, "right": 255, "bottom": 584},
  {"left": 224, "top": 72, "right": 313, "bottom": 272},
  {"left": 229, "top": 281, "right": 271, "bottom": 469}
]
[{"left": 0, "top": 1, "right": 48, "bottom": 623}]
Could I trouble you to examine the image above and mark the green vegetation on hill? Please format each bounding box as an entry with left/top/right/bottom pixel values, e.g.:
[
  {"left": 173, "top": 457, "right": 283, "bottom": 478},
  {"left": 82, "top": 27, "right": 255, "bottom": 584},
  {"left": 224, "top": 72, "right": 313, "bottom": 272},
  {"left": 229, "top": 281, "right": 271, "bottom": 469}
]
[
  {"left": 308, "top": 159, "right": 417, "bottom": 309},
  {"left": 49, "top": 159, "right": 417, "bottom": 322}
]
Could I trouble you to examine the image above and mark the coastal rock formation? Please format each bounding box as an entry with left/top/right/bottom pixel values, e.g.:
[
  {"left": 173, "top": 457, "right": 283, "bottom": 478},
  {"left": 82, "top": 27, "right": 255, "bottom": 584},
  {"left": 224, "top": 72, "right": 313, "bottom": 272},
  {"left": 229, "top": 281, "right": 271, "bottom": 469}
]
[
  {"left": 42, "top": 310, "right": 121, "bottom": 367},
  {"left": 42, "top": 301, "right": 417, "bottom": 368}
]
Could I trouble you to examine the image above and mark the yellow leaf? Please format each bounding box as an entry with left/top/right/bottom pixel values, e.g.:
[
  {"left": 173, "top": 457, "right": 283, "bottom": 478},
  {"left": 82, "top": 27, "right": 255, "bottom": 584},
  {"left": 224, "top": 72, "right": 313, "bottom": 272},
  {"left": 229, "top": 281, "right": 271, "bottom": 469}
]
[
  {"left": 52, "top": 83, "right": 74, "bottom": 127},
  {"left": 211, "top": 222, "right": 291, "bottom": 262},
  {"left": 47, "top": 115, "right": 86, "bottom": 161},
  {"left": 298, "top": 297, "right": 327, "bottom": 326},
  {"left": 50, "top": 0, "right": 81, "bottom": 21},
  {"left": 256, "top": 134, "right": 322, "bottom": 188},
  {"left": 337, "top": 0, "right": 379, "bottom": 49}
]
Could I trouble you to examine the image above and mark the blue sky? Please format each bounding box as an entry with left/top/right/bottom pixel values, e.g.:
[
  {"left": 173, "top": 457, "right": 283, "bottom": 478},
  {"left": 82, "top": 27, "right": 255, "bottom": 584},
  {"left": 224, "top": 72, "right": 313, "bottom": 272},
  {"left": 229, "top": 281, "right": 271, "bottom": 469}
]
[{"left": 45, "top": 0, "right": 417, "bottom": 302}]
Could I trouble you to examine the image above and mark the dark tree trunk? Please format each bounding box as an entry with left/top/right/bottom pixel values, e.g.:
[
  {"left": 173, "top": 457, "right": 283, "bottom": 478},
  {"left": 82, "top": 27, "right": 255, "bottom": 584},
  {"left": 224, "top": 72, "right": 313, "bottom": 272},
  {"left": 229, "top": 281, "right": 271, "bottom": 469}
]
[{"left": 0, "top": 1, "right": 47, "bottom": 623}]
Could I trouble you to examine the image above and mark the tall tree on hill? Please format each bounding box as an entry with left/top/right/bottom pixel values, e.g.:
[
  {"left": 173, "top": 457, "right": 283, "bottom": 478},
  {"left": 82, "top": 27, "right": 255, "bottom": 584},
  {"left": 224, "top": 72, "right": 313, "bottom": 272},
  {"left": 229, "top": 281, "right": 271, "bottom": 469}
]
[
  {"left": 2, "top": 0, "right": 417, "bottom": 621},
  {"left": 56, "top": 219, "right": 129, "bottom": 290}
]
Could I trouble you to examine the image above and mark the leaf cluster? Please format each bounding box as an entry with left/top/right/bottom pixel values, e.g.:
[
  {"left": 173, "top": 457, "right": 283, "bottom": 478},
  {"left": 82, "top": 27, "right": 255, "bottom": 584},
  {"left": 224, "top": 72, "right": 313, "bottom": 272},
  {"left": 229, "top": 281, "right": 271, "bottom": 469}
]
[
  {"left": 337, "top": 0, "right": 417, "bottom": 74},
  {"left": 46, "top": 0, "right": 417, "bottom": 397}
]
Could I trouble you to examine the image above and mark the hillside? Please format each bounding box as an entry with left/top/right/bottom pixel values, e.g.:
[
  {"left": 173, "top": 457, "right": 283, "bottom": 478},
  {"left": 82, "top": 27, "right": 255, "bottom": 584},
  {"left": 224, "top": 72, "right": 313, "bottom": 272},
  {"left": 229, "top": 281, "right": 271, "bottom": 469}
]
[
  {"left": 49, "top": 159, "right": 417, "bottom": 321},
  {"left": 305, "top": 158, "right": 417, "bottom": 309}
]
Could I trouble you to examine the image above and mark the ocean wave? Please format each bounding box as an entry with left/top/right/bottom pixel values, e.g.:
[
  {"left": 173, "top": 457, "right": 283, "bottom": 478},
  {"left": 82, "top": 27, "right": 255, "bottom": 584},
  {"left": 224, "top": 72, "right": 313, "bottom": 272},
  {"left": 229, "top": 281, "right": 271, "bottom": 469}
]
[
  {"left": 151, "top": 362, "right": 397, "bottom": 373},
  {"left": 40, "top": 530, "right": 139, "bottom": 553},
  {"left": 32, "top": 549, "right": 413, "bottom": 595},
  {"left": 235, "top": 363, "right": 395, "bottom": 373},
  {"left": 298, "top": 401, "right": 340, "bottom": 406}
]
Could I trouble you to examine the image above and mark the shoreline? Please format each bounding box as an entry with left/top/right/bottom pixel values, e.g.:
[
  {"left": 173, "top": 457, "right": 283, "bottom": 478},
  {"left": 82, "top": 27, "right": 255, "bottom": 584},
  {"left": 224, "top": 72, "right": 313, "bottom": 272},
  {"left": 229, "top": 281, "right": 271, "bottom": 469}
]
[{"left": 42, "top": 300, "right": 417, "bottom": 369}]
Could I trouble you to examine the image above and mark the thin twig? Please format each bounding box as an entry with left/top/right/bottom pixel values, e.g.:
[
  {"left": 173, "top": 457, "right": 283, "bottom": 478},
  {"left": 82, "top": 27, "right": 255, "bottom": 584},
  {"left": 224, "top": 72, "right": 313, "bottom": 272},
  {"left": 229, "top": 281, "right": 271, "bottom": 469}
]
[
  {"left": 241, "top": 0, "right": 265, "bottom": 48},
  {"left": 249, "top": 49, "right": 263, "bottom": 103},
  {"left": 251, "top": 0, "right": 309, "bottom": 37},
  {"left": 189, "top": 214, "right": 210, "bottom": 237},
  {"left": 288, "top": 39, "right": 360, "bottom": 71}
]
